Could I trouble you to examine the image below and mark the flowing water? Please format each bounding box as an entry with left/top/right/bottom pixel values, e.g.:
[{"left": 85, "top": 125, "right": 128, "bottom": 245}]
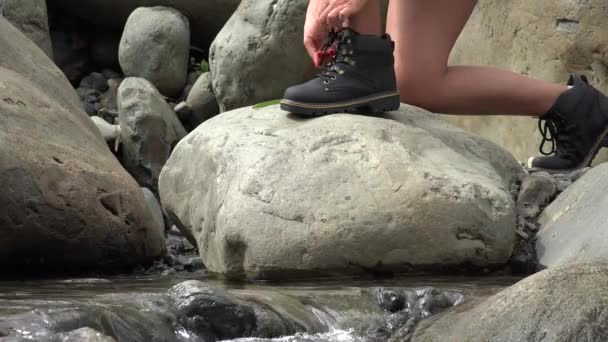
[{"left": 0, "top": 272, "right": 520, "bottom": 341}]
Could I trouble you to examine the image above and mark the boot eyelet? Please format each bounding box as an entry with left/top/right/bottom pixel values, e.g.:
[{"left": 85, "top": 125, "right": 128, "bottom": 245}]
[
  {"left": 330, "top": 76, "right": 337, "bottom": 80},
  {"left": 338, "top": 70, "right": 345, "bottom": 75},
  {"left": 323, "top": 80, "right": 329, "bottom": 84},
  {"left": 325, "top": 87, "right": 329, "bottom": 92},
  {"left": 347, "top": 39, "right": 352, "bottom": 44}
]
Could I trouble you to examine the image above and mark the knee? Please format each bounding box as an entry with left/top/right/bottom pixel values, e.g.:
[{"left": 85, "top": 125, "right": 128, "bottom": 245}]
[{"left": 396, "top": 72, "right": 444, "bottom": 112}]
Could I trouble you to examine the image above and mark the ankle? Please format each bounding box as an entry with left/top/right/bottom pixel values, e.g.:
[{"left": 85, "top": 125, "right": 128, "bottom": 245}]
[{"left": 349, "top": 0, "right": 383, "bottom": 36}]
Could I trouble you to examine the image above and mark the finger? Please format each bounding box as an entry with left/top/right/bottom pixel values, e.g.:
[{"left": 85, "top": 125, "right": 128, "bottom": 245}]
[
  {"left": 326, "top": 6, "right": 345, "bottom": 31},
  {"left": 304, "top": 36, "right": 321, "bottom": 67},
  {"left": 339, "top": 7, "right": 355, "bottom": 28}
]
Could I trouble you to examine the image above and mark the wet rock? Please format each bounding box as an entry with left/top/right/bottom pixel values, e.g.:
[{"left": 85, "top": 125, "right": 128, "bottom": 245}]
[
  {"left": 0, "top": 0, "right": 53, "bottom": 58},
  {"left": 54, "top": 327, "right": 116, "bottom": 342},
  {"left": 117, "top": 77, "right": 187, "bottom": 194},
  {"left": 119, "top": 7, "right": 189, "bottom": 97},
  {"left": 537, "top": 163, "right": 608, "bottom": 269},
  {"left": 79, "top": 72, "right": 108, "bottom": 93},
  {"left": 142, "top": 187, "right": 164, "bottom": 230},
  {"left": 516, "top": 172, "right": 557, "bottom": 219},
  {"left": 412, "top": 263, "right": 608, "bottom": 342},
  {"left": 169, "top": 281, "right": 257, "bottom": 340},
  {"left": 184, "top": 72, "right": 219, "bottom": 130},
  {"left": 369, "top": 288, "right": 463, "bottom": 342},
  {"left": 375, "top": 289, "right": 407, "bottom": 313},
  {"left": 210, "top": 0, "right": 314, "bottom": 111},
  {"left": 159, "top": 104, "right": 522, "bottom": 280},
  {"left": 99, "top": 78, "right": 121, "bottom": 114},
  {"left": 0, "top": 17, "right": 165, "bottom": 272}
]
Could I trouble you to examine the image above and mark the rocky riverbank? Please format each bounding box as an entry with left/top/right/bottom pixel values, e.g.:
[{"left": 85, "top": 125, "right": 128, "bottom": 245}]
[{"left": 2, "top": 0, "right": 608, "bottom": 341}]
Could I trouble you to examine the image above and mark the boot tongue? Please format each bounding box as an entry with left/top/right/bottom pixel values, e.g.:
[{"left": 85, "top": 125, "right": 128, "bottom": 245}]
[{"left": 337, "top": 28, "right": 360, "bottom": 39}]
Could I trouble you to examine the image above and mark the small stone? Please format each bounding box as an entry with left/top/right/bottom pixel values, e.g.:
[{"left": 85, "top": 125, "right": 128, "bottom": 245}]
[
  {"left": 557, "top": 180, "right": 573, "bottom": 192},
  {"left": 99, "top": 78, "right": 121, "bottom": 112},
  {"left": 187, "top": 257, "right": 205, "bottom": 270},
  {"left": 80, "top": 72, "right": 109, "bottom": 92},
  {"left": 375, "top": 288, "right": 406, "bottom": 313},
  {"left": 517, "top": 173, "right": 558, "bottom": 219},
  {"left": 174, "top": 101, "right": 193, "bottom": 121},
  {"left": 516, "top": 229, "right": 530, "bottom": 239},
  {"left": 526, "top": 221, "right": 538, "bottom": 231},
  {"left": 83, "top": 102, "right": 97, "bottom": 116},
  {"left": 101, "top": 69, "right": 122, "bottom": 80}
]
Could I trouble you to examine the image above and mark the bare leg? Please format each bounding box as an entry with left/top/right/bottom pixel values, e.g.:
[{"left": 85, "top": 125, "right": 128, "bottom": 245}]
[
  {"left": 386, "top": 0, "right": 567, "bottom": 116},
  {"left": 349, "top": 0, "right": 383, "bottom": 36}
]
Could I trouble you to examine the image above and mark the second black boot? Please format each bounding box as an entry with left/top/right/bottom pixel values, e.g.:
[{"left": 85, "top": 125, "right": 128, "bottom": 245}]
[
  {"left": 528, "top": 75, "right": 608, "bottom": 172},
  {"left": 280, "top": 28, "right": 400, "bottom": 116}
]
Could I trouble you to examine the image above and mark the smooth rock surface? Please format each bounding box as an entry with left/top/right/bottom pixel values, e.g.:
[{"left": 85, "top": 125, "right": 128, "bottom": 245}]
[
  {"left": 48, "top": 0, "right": 239, "bottom": 49},
  {"left": 446, "top": 0, "right": 608, "bottom": 164},
  {"left": 142, "top": 187, "right": 165, "bottom": 230},
  {"left": 159, "top": 104, "right": 522, "bottom": 279},
  {"left": 0, "top": 17, "right": 164, "bottom": 272},
  {"left": 118, "top": 77, "right": 187, "bottom": 194},
  {"left": 536, "top": 163, "right": 608, "bottom": 269},
  {"left": 412, "top": 263, "right": 608, "bottom": 342},
  {"left": 210, "top": 0, "right": 314, "bottom": 111},
  {"left": 0, "top": 0, "right": 53, "bottom": 58},
  {"left": 184, "top": 72, "right": 219, "bottom": 131},
  {"left": 119, "top": 7, "right": 189, "bottom": 97}
]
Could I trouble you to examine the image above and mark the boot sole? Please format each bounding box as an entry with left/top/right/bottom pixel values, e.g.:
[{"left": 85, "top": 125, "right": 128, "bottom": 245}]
[
  {"left": 280, "top": 92, "right": 401, "bottom": 116},
  {"left": 528, "top": 125, "right": 608, "bottom": 173}
]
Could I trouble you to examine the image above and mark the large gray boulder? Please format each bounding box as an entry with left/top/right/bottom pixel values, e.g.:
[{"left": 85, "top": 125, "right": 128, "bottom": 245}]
[
  {"left": 536, "top": 163, "right": 608, "bottom": 269},
  {"left": 183, "top": 72, "right": 219, "bottom": 131},
  {"left": 209, "top": 0, "right": 314, "bottom": 111},
  {"left": 118, "top": 77, "right": 187, "bottom": 194},
  {"left": 411, "top": 262, "right": 608, "bottom": 342},
  {"left": 159, "top": 104, "right": 522, "bottom": 280},
  {"left": 0, "top": 17, "right": 164, "bottom": 272},
  {"left": 48, "top": 0, "right": 239, "bottom": 49},
  {"left": 0, "top": 0, "right": 53, "bottom": 59},
  {"left": 119, "top": 7, "right": 190, "bottom": 97}
]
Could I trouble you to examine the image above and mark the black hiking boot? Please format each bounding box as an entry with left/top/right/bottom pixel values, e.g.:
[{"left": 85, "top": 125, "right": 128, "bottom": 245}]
[
  {"left": 280, "top": 28, "right": 400, "bottom": 116},
  {"left": 528, "top": 75, "right": 608, "bottom": 172}
]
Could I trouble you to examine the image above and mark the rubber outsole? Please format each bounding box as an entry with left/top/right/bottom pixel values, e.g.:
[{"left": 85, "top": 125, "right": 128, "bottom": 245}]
[
  {"left": 280, "top": 92, "right": 401, "bottom": 116},
  {"left": 527, "top": 124, "right": 608, "bottom": 173}
]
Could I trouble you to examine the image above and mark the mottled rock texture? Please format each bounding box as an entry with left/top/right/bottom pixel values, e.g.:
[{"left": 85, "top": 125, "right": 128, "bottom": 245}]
[{"left": 160, "top": 104, "right": 522, "bottom": 280}]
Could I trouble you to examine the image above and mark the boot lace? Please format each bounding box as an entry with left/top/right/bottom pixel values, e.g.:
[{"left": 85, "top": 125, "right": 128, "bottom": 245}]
[
  {"left": 317, "top": 30, "right": 355, "bottom": 85},
  {"left": 538, "top": 112, "right": 579, "bottom": 160}
]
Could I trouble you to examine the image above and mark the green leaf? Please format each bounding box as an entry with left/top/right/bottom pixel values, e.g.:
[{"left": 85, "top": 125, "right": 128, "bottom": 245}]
[{"left": 253, "top": 99, "right": 281, "bottom": 109}]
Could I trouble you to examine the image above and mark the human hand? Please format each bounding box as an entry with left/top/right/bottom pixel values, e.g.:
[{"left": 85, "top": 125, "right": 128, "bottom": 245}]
[{"left": 303, "top": 0, "right": 369, "bottom": 67}]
